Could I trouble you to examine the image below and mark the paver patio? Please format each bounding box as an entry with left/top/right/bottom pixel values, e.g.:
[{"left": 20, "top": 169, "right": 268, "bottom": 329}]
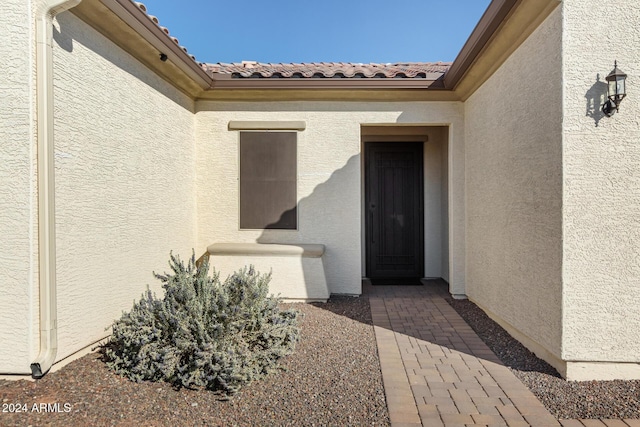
[{"left": 365, "top": 281, "right": 640, "bottom": 427}]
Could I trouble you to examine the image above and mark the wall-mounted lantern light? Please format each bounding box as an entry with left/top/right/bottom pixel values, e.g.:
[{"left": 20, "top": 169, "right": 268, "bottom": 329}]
[{"left": 603, "top": 61, "right": 627, "bottom": 117}]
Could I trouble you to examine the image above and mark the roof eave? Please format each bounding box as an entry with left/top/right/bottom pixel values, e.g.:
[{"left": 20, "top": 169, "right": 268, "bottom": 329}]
[
  {"left": 72, "top": 0, "right": 213, "bottom": 98},
  {"left": 446, "top": 0, "right": 562, "bottom": 100},
  {"left": 444, "top": 0, "right": 519, "bottom": 90},
  {"left": 198, "top": 88, "right": 459, "bottom": 102},
  {"left": 71, "top": 0, "right": 560, "bottom": 102},
  {"left": 209, "top": 75, "right": 446, "bottom": 90},
  {"left": 101, "top": 0, "right": 212, "bottom": 87}
]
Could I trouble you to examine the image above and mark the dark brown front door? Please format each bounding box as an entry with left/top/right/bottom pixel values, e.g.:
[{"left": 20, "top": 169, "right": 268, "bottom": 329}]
[{"left": 366, "top": 142, "right": 424, "bottom": 284}]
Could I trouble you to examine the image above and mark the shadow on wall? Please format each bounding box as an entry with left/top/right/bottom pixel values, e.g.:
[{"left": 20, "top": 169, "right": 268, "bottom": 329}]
[
  {"left": 256, "top": 154, "right": 361, "bottom": 299},
  {"left": 585, "top": 74, "right": 608, "bottom": 127},
  {"left": 53, "top": 18, "right": 74, "bottom": 53}
]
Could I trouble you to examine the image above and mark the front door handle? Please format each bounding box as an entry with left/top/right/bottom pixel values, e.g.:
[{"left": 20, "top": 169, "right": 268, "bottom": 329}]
[{"left": 369, "top": 204, "right": 375, "bottom": 245}]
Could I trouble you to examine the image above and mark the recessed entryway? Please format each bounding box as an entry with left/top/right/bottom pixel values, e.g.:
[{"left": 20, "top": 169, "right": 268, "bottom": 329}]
[{"left": 361, "top": 125, "right": 449, "bottom": 285}]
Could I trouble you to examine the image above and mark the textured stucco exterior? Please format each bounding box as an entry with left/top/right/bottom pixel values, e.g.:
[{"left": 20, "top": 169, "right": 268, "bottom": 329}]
[
  {"left": 561, "top": 0, "right": 640, "bottom": 375},
  {"left": 423, "top": 134, "right": 447, "bottom": 278},
  {"left": 3, "top": 0, "right": 640, "bottom": 381},
  {"left": 440, "top": 132, "right": 450, "bottom": 283},
  {"left": 0, "top": 0, "right": 38, "bottom": 373},
  {"left": 1, "top": 8, "right": 197, "bottom": 373},
  {"left": 195, "top": 102, "right": 465, "bottom": 296},
  {"left": 464, "top": 8, "right": 564, "bottom": 363},
  {"left": 50, "top": 13, "right": 197, "bottom": 362}
]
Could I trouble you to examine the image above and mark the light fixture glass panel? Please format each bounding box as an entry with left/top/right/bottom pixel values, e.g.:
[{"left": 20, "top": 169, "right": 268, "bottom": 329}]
[
  {"left": 609, "top": 79, "right": 617, "bottom": 97},
  {"left": 616, "top": 76, "right": 625, "bottom": 96}
]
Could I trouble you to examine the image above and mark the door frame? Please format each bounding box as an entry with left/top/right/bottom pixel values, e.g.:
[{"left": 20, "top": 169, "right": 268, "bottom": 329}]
[{"left": 364, "top": 141, "right": 425, "bottom": 282}]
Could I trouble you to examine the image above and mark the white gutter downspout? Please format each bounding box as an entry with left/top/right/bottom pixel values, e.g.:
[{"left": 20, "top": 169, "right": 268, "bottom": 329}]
[{"left": 31, "top": 0, "right": 82, "bottom": 379}]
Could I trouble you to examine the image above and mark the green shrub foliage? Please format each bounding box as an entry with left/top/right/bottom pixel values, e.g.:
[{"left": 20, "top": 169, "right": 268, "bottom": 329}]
[{"left": 102, "top": 252, "right": 300, "bottom": 394}]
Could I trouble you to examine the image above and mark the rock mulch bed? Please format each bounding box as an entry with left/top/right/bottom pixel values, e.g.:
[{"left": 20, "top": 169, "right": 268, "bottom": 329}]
[
  {"left": 448, "top": 297, "right": 640, "bottom": 420},
  {"left": 0, "top": 297, "right": 389, "bottom": 427}
]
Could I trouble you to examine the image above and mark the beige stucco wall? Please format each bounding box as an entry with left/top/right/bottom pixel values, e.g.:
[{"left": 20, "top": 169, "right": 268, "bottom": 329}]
[
  {"left": 424, "top": 130, "right": 448, "bottom": 278},
  {"left": 464, "top": 7, "right": 564, "bottom": 363},
  {"left": 8, "top": 0, "right": 637, "bottom": 380},
  {"left": 0, "top": 0, "right": 38, "bottom": 374},
  {"left": 44, "top": 13, "right": 196, "bottom": 364},
  {"left": 196, "top": 102, "right": 465, "bottom": 296},
  {"left": 561, "top": 0, "right": 640, "bottom": 373},
  {"left": 441, "top": 131, "right": 450, "bottom": 283}
]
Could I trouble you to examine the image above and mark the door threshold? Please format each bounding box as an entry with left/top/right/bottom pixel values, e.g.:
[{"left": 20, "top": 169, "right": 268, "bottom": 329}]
[{"left": 368, "top": 277, "right": 423, "bottom": 286}]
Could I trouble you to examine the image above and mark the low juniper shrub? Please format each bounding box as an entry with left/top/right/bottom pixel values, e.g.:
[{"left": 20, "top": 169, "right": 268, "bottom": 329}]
[{"left": 101, "top": 252, "right": 300, "bottom": 394}]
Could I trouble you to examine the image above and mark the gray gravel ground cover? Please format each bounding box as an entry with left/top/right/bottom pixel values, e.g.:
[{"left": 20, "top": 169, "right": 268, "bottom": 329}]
[
  {"left": 0, "top": 297, "right": 389, "bottom": 427},
  {"left": 447, "top": 297, "right": 640, "bottom": 420}
]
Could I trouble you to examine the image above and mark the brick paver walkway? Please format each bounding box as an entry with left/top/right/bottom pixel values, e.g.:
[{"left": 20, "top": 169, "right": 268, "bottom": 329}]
[{"left": 365, "top": 281, "right": 640, "bottom": 427}]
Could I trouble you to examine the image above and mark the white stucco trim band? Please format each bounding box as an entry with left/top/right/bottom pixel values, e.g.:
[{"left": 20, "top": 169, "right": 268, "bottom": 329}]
[
  {"left": 31, "top": 0, "right": 83, "bottom": 379},
  {"left": 564, "top": 362, "right": 640, "bottom": 382}
]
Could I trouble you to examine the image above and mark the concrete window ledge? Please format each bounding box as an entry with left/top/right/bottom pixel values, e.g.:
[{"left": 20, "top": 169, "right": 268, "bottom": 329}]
[
  {"left": 227, "top": 121, "right": 306, "bottom": 131},
  {"left": 207, "top": 243, "right": 324, "bottom": 258},
  {"left": 206, "top": 243, "right": 329, "bottom": 302}
]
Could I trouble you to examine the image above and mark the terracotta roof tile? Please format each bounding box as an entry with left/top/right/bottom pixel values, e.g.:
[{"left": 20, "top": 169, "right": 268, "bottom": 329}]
[{"left": 205, "top": 61, "right": 451, "bottom": 79}]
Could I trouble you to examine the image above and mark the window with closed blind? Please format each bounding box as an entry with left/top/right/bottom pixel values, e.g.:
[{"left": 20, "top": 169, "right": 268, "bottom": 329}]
[{"left": 239, "top": 131, "right": 297, "bottom": 230}]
